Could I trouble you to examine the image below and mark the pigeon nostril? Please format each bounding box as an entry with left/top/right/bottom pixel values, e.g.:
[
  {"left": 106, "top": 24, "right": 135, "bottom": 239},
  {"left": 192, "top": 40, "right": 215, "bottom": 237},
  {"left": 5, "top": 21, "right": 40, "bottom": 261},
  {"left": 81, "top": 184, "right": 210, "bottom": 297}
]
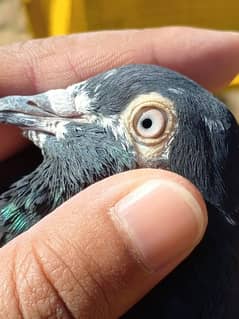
[{"left": 27, "top": 100, "right": 38, "bottom": 107}]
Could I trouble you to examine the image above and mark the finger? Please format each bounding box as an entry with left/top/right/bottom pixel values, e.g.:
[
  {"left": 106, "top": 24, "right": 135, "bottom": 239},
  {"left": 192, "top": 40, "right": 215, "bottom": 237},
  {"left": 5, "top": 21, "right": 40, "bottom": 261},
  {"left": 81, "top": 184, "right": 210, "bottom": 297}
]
[
  {"left": 0, "top": 169, "right": 207, "bottom": 318},
  {"left": 1, "top": 27, "right": 239, "bottom": 96},
  {"left": 1, "top": 27, "right": 239, "bottom": 160}
]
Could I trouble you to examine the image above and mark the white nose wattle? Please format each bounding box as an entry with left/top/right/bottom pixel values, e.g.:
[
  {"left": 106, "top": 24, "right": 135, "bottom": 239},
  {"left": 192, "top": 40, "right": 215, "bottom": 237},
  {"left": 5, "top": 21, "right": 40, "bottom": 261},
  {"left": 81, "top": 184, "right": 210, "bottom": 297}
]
[{"left": 45, "top": 89, "right": 77, "bottom": 117}]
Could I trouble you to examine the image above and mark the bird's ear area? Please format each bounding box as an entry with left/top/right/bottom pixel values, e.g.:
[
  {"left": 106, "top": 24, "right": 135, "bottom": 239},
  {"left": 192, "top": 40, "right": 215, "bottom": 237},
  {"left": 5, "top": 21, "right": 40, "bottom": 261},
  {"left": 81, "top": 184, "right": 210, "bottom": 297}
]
[
  {"left": 168, "top": 106, "right": 239, "bottom": 225},
  {"left": 218, "top": 121, "right": 239, "bottom": 224},
  {"left": 200, "top": 108, "right": 239, "bottom": 224}
]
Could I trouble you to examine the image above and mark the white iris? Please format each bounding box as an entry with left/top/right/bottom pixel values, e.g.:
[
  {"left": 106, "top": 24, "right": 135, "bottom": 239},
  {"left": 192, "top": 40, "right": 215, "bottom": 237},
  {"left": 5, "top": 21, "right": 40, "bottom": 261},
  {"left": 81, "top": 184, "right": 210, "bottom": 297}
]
[{"left": 136, "top": 108, "right": 166, "bottom": 138}]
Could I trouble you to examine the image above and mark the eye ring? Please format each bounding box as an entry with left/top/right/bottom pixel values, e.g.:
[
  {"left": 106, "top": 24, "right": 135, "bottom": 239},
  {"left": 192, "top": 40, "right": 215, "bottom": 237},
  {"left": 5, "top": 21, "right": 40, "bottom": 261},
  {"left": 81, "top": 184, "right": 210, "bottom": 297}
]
[
  {"left": 133, "top": 107, "right": 167, "bottom": 139},
  {"left": 122, "top": 95, "right": 176, "bottom": 147}
]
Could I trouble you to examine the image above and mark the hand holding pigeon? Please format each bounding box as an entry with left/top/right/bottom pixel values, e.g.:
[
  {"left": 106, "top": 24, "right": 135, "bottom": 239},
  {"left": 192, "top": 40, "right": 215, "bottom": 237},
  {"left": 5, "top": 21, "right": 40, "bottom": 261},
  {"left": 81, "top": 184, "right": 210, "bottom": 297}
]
[{"left": 0, "top": 27, "right": 239, "bottom": 319}]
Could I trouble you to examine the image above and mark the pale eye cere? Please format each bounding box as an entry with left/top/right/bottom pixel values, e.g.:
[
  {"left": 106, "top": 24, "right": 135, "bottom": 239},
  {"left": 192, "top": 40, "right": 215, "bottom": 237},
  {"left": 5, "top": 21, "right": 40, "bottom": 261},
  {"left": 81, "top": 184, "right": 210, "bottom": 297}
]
[{"left": 135, "top": 108, "right": 167, "bottom": 138}]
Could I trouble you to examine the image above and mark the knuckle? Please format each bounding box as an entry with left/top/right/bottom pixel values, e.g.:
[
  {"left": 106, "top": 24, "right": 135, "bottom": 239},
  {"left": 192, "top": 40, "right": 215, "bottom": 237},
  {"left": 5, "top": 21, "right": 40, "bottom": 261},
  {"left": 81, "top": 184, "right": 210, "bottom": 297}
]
[
  {"left": 2, "top": 238, "right": 74, "bottom": 318},
  {"left": 0, "top": 244, "right": 24, "bottom": 318},
  {"left": 31, "top": 235, "right": 113, "bottom": 318},
  {"left": 0, "top": 234, "right": 116, "bottom": 318}
]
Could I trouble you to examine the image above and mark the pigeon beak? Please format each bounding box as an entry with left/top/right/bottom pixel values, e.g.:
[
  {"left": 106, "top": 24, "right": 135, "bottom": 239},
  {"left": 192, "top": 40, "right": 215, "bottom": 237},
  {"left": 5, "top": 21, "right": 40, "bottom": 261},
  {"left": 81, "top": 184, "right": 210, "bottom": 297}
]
[
  {"left": 0, "top": 94, "right": 55, "bottom": 130},
  {"left": 0, "top": 88, "right": 81, "bottom": 136}
]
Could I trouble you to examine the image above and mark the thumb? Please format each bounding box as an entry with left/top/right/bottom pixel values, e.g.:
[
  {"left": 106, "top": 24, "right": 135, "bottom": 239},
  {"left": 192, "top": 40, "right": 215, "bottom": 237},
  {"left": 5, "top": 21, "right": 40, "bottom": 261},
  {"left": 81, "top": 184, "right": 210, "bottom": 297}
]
[{"left": 0, "top": 169, "right": 207, "bottom": 318}]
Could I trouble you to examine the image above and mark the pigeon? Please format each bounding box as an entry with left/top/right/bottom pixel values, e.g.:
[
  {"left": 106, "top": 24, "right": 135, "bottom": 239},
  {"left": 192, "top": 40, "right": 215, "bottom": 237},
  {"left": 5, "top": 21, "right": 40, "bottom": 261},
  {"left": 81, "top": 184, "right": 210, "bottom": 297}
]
[{"left": 0, "top": 64, "right": 239, "bottom": 318}]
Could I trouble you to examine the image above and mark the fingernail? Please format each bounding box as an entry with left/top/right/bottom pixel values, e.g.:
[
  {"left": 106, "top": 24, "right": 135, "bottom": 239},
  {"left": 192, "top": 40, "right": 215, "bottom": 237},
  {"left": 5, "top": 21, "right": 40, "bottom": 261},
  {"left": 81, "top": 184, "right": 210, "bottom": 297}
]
[{"left": 112, "top": 180, "right": 206, "bottom": 272}]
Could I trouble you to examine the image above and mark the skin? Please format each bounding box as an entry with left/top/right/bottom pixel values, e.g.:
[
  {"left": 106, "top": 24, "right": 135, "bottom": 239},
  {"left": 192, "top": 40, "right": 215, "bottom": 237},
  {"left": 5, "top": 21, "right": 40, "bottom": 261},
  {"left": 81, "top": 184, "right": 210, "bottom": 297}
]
[{"left": 0, "top": 27, "right": 239, "bottom": 318}]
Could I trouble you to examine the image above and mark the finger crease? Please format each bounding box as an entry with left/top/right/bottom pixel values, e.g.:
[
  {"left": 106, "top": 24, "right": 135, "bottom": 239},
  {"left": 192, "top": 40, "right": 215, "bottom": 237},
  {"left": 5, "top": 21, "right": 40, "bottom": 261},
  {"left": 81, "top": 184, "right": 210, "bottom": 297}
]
[
  {"left": 11, "top": 246, "right": 26, "bottom": 319},
  {"left": 30, "top": 242, "right": 75, "bottom": 319}
]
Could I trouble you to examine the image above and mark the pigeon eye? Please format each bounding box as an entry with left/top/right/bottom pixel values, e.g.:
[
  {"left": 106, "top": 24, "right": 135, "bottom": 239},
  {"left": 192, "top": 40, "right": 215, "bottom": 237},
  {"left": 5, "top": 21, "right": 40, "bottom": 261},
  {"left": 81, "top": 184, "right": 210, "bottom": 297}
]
[{"left": 135, "top": 108, "right": 166, "bottom": 138}]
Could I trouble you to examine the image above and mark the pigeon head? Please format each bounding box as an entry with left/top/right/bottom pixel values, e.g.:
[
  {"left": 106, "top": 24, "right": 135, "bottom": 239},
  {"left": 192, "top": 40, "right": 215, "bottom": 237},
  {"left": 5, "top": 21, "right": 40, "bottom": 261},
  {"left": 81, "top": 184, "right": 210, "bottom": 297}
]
[{"left": 0, "top": 64, "right": 239, "bottom": 242}]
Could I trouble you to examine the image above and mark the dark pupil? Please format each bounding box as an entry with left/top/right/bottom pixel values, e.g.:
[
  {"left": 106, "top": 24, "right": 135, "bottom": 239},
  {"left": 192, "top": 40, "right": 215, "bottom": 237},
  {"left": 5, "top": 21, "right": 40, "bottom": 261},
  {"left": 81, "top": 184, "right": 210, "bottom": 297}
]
[{"left": 142, "top": 118, "right": 152, "bottom": 129}]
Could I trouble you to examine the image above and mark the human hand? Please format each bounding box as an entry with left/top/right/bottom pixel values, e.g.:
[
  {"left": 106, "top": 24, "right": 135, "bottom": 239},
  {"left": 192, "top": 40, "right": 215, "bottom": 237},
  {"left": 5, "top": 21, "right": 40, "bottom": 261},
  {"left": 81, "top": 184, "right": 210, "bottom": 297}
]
[{"left": 0, "top": 27, "right": 238, "bottom": 318}]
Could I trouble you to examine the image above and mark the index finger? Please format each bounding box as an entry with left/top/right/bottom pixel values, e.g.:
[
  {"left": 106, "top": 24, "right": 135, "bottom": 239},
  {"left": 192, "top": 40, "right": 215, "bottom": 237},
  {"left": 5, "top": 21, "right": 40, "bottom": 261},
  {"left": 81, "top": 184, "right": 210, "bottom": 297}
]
[
  {"left": 1, "top": 27, "right": 239, "bottom": 96},
  {"left": 1, "top": 27, "right": 239, "bottom": 160}
]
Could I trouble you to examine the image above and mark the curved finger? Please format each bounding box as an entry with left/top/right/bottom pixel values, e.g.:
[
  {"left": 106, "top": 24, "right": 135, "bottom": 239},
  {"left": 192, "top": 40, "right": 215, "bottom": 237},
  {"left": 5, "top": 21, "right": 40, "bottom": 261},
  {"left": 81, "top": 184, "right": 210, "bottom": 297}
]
[{"left": 0, "top": 169, "right": 207, "bottom": 318}]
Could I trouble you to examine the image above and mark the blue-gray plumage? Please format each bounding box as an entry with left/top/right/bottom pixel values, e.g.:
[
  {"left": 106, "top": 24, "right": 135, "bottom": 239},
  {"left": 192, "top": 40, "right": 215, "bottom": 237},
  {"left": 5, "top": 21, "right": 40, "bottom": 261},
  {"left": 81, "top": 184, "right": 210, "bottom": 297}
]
[{"left": 0, "top": 64, "right": 239, "bottom": 318}]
